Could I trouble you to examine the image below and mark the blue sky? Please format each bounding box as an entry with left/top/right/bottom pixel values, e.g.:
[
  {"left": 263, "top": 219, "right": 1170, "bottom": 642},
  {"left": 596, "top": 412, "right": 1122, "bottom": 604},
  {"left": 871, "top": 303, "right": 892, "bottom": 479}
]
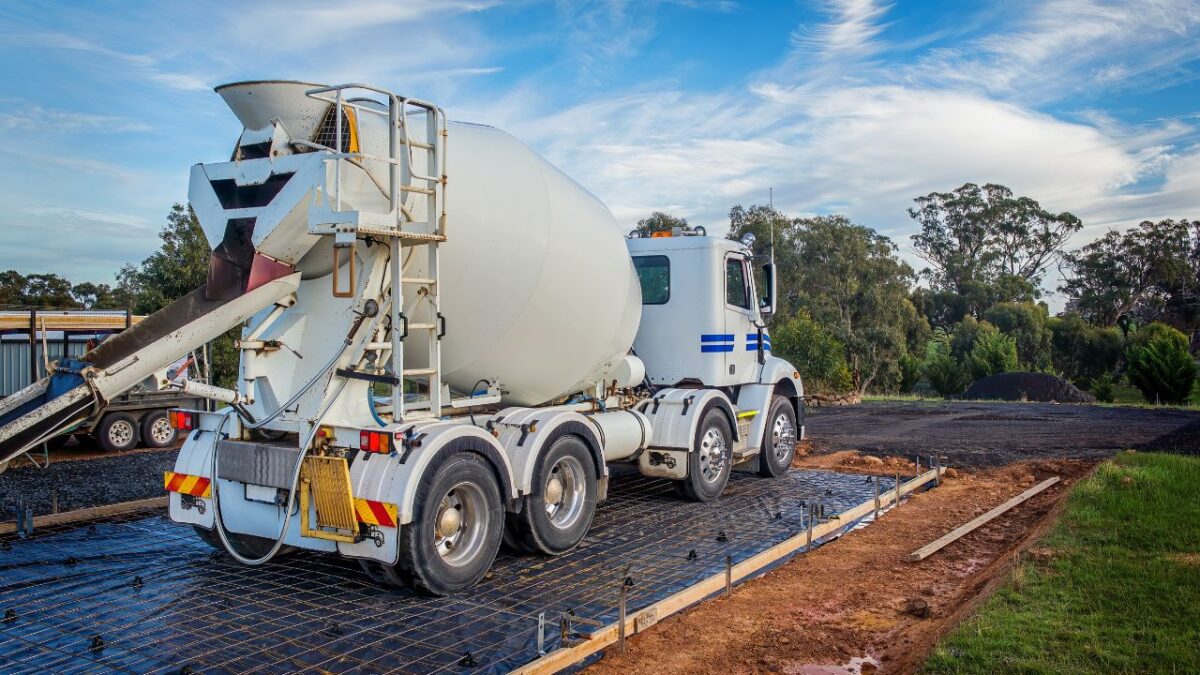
[{"left": 1, "top": 0, "right": 1198, "bottom": 307}]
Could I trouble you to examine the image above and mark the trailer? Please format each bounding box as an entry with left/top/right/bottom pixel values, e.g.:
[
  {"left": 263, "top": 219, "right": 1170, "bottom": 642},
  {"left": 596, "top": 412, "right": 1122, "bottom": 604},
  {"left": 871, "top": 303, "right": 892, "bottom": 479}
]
[
  {"left": 0, "top": 81, "right": 804, "bottom": 595},
  {"left": 0, "top": 311, "right": 205, "bottom": 465}
]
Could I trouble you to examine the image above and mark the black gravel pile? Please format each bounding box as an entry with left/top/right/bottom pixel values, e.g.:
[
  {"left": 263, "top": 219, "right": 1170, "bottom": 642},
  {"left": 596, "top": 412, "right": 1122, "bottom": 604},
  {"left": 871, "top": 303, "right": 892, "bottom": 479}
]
[
  {"left": 0, "top": 450, "right": 177, "bottom": 518},
  {"left": 964, "top": 371, "right": 1095, "bottom": 403}
]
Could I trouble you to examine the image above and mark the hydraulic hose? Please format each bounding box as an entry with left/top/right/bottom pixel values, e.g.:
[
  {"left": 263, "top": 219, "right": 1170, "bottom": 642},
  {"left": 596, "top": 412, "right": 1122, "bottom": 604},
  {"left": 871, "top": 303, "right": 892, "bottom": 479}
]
[{"left": 207, "top": 337, "right": 354, "bottom": 566}]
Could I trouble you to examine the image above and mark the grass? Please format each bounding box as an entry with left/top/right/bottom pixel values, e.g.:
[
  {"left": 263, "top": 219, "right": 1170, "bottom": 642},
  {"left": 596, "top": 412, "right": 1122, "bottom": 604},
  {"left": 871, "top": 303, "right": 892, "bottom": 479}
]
[{"left": 924, "top": 452, "right": 1200, "bottom": 674}]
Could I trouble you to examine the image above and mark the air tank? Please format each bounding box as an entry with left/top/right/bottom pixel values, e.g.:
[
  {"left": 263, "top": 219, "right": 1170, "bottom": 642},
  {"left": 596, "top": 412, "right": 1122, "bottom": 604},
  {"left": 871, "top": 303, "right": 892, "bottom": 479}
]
[{"left": 215, "top": 82, "right": 642, "bottom": 407}]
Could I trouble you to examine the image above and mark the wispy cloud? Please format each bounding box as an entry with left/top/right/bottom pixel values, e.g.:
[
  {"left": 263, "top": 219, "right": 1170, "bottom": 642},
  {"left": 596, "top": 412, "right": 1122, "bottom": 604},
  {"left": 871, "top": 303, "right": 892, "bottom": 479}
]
[{"left": 0, "top": 100, "right": 150, "bottom": 133}]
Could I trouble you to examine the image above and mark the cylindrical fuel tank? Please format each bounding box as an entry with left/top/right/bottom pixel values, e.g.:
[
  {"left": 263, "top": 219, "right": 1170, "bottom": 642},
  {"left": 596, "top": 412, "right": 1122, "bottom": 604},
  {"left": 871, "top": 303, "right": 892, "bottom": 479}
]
[{"left": 217, "top": 82, "right": 642, "bottom": 407}]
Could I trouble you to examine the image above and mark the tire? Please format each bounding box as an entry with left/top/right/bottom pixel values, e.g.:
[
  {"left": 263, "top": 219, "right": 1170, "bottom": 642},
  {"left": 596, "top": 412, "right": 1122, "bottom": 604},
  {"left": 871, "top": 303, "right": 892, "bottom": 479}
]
[
  {"left": 0, "top": 461, "right": 8, "bottom": 476},
  {"left": 506, "top": 435, "right": 597, "bottom": 555},
  {"left": 141, "top": 410, "right": 177, "bottom": 448},
  {"left": 758, "top": 396, "right": 798, "bottom": 477},
  {"left": 394, "top": 452, "right": 504, "bottom": 595},
  {"left": 675, "top": 406, "right": 734, "bottom": 502},
  {"left": 96, "top": 412, "right": 139, "bottom": 452}
]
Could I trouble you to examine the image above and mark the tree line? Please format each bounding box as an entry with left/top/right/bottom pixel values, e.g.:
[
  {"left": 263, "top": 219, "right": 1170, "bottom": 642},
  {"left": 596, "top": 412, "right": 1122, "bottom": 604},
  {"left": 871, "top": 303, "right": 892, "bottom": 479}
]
[
  {"left": 636, "top": 183, "right": 1200, "bottom": 405},
  {"left": 5, "top": 189, "right": 1198, "bottom": 404}
]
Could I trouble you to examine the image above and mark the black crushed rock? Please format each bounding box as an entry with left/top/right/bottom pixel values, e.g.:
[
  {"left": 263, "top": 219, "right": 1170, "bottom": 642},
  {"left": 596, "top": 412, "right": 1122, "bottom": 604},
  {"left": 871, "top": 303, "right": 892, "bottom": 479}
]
[
  {"left": 0, "top": 450, "right": 178, "bottom": 517},
  {"left": 964, "top": 371, "right": 1096, "bottom": 403},
  {"left": 807, "top": 400, "right": 1200, "bottom": 468}
]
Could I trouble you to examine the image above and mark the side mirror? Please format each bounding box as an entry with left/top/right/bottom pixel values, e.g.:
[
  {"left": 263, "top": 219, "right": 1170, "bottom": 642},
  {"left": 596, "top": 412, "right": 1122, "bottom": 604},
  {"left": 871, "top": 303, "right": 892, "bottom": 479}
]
[{"left": 760, "top": 261, "right": 777, "bottom": 319}]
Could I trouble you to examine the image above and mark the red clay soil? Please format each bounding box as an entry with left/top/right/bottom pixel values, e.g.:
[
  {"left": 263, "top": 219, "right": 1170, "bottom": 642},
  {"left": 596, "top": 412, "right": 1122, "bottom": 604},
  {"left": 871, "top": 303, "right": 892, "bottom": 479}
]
[{"left": 584, "top": 452, "right": 1096, "bottom": 675}]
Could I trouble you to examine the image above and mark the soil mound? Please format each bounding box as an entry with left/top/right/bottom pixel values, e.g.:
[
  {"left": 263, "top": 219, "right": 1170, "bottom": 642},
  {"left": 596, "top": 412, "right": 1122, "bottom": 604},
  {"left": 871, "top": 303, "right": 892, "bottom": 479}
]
[{"left": 964, "top": 372, "right": 1095, "bottom": 404}]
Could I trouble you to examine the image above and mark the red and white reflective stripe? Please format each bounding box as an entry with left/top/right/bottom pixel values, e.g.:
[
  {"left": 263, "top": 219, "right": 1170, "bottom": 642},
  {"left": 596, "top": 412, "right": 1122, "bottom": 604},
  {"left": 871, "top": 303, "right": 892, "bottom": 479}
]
[{"left": 354, "top": 498, "right": 398, "bottom": 527}]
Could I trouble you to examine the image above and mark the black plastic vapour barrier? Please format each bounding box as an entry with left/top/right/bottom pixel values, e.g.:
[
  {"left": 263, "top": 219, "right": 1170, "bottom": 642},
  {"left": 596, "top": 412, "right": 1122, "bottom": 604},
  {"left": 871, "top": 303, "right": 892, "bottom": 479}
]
[{"left": 0, "top": 469, "right": 899, "bottom": 674}]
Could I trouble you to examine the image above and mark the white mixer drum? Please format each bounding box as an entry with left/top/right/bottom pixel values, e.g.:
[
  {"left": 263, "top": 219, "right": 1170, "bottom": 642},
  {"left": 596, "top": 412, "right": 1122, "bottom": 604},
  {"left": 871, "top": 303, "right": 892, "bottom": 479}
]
[{"left": 432, "top": 121, "right": 642, "bottom": 405}]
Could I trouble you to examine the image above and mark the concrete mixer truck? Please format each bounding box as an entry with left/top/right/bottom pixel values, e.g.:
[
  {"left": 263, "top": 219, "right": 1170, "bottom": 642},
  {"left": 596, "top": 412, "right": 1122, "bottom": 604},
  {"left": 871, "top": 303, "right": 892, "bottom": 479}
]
[{"left": 0, "top": 81, "right": 804, "bottom": 594}]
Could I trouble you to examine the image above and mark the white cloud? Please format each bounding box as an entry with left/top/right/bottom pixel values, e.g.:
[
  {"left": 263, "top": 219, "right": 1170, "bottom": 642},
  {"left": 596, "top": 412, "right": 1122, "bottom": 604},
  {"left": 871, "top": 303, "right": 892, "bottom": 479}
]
[{"left": 0, "top": 102, "right": 151, "bottom": 133}]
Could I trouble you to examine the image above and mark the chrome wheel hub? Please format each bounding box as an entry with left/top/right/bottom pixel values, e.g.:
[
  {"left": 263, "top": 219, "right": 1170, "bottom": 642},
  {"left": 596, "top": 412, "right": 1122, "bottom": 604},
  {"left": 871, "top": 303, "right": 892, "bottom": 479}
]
[
  {"left": 698, "top": 427, "right": 728, "bottom": 483},
  {"left": 772, "top": 414, "right": 797, "bottom": 461},
  {"left": 433, "top": 481, "right": 490, "bottom": 567},
  {"left": 544, "top": 456, "right": 586, "bottom": 529}
]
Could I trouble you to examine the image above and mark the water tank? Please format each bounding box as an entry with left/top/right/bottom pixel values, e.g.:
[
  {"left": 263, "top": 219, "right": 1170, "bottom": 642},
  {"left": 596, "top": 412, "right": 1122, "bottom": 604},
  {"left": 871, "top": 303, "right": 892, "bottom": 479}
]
[{"left": 216, "top": 82, "right": 642, "bottom": 406}]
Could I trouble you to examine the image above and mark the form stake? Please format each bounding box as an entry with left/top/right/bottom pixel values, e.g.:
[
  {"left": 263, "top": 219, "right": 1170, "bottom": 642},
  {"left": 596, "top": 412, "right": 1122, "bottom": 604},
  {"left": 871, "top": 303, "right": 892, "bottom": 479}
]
[
  {"left": 537, "top": 612, "right": 545, "bottom": 655},
  {"left": 618, "top": 582, "right": 627, "bottom": 653},
  {"left": 725, "top": 554, "right": 733, "bottom": 596},
  {"left": 873, "top": 476, "right": 880, "bottom": 519}
]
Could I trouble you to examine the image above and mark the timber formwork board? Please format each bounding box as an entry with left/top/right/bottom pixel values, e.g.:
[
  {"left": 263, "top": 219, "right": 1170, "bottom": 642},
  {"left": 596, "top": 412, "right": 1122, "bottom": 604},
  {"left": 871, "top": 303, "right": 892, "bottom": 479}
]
[{"left": 0, "top": 468, "right": 933, "bottom": 674}]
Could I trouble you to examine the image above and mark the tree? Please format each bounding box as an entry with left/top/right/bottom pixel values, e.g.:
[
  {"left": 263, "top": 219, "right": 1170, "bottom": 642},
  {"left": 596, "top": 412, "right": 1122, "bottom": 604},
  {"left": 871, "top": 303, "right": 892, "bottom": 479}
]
[
  {"left": 912, "top": 275, "right": 1038, "bottom": 330},
  {"left": 1059, "top": 219, "right": 1195, "bottom": 327},
  {"left": 909, "top": 182, "right": 1082, "bottom": 298},
  {"left": 0, "top": 271, "right": 80, "bottom": 308},
  {"left": 789, "top": 216, "right": 924, "bottom": 393},
  {"left": 983, "top": 302, "right": 1052, "bottom": 369},
  {"left": 727, "top": 204, "right": 803, "bottom": 315},
  {"left": 1125, "top": 323, "right": 1196, "bottom": 405},
  {"left": 71, "top": 282, "right": 122, "bottom": 310},
  {"left": 632, "top": 211, "right": 693, "bottom": 238},
  {"left": 117, "top": 204, "right": 211, "bottom": 315},
  {"left": 1047, "top": 313, "right": 1123, "bottom": 384},
  {"left": 924, "top": 352, "right": 970, "bottom": 397},
  {"left": 968, "top": 328, "right": 1019, "bottom": 379},
  {"left": 770, "top": 310, "right": 853, "bottom": 393}
]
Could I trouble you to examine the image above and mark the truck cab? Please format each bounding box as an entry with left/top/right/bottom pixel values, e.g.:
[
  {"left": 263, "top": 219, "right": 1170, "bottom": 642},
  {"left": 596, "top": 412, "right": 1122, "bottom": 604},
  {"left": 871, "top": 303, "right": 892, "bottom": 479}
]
[{"left": 627, "top": 233, "right": 772, "bottom": 388}]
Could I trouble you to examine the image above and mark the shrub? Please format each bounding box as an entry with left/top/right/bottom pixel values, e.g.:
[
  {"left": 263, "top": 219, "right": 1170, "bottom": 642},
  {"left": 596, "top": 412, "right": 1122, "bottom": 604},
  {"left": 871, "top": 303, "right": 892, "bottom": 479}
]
[
  {"left": 771, "top": 311, "right": 854, "bottom": 393},
  {"left": 1125, "top": 323, "right": 1197, "bottom": 405},
  {"left": 898, "top": 353, "right": 922, "bottom": 393},
  {"left": 1090, "top": 372, "right": 1116, "bottom": 403},
  {"left": 983, "top": 302, "right": 1053, "bottom": 369},
  {"left": 924, "top": 353, "right": 970, "bottom": 397},
  {"left": 1047, "top": 313, "right": 1124, "bottom": 384},
  {"left": 968, "top": 327, "right": 1019, "bottom": 380}
]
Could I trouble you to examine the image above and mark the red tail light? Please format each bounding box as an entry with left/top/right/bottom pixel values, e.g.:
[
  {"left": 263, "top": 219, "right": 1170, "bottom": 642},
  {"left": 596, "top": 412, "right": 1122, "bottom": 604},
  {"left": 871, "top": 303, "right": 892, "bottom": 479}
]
[
  {"left": 359, "top": 430, "right": 392, "bottom": 454},
  {"left": 169, "top": 410, "right": 196, "bottom": 431}
]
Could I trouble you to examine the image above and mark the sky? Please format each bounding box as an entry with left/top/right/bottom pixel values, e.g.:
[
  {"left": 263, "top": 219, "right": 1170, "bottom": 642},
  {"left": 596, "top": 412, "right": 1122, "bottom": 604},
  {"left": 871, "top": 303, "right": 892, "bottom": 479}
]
[{"left": 0, "top": 0, "right": 1198, "bottom": 309}]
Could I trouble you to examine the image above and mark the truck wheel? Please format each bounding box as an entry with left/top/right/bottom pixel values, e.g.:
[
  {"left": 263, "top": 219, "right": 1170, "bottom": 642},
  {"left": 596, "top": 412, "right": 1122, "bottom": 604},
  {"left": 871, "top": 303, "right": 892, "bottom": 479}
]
[
  {"left": 96, "top": 412, "right": 139, "bottom": 452},
  {"left": 396, "top": 452, "right": 503, "bottom": 595},
  {"left": 506, "top": 435, "right": 597, "bottom": 555},
  {"left": 675, "top": 407, "right": 733, "bottom": 502},
  {"left": 141, "top": 410, "right": 177, "bottom": 448},
  {"left": 758, "top": 396, "right": 798, "bottom": 477}
]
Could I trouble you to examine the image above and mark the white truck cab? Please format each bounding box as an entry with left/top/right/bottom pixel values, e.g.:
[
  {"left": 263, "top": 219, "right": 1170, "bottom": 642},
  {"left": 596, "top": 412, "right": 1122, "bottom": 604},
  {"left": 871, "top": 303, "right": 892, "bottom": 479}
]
[{"left": 627, "top": 234, "right": 770, "bottom": 387}]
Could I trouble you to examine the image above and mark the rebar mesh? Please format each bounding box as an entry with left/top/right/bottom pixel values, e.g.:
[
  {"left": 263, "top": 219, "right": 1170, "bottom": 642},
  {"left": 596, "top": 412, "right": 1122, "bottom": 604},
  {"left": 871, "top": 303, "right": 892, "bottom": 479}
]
[{"left": 0, "top": 468, "right": 898, "bottom": 674}]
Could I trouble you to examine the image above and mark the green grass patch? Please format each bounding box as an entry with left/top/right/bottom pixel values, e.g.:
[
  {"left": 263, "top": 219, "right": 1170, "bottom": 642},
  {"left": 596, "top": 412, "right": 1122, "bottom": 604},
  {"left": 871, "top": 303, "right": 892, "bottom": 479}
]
[{"left": 924, "top": 452, "right": 1200, "bottom": 674}]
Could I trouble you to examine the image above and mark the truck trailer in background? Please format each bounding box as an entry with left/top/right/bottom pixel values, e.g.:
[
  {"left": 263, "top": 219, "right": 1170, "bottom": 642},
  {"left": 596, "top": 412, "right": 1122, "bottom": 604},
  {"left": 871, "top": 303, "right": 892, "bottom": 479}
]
[{"left": 0, "top": 81, "right": 804, "bottom": 594}]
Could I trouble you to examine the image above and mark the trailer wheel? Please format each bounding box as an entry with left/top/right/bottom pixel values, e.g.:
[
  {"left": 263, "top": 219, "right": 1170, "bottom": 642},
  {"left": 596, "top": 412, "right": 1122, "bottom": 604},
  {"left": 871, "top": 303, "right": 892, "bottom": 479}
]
[
  {"left": 506, "top": 435, "right": 597, "bottom": 555},
  {"left": 396, "top": 452, "right": 503, "bottom": 595},
  {"left": 140, "top": 411, "right": 177, "bottom": 448},
  {"left": 96, "top": 412, "right": 139, "bottom": 452},
  {"left": 757, "top": 396, "right": 797, "bottom": 478},
  {"left": 675, "top": 407, "right": 733, "bottom": 502}
]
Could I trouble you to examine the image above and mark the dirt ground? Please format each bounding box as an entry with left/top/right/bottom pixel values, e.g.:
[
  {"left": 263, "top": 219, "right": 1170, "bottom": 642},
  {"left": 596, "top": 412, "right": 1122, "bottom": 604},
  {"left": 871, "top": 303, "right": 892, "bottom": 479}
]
[
  {"left": 806, "top": 400, "right": 1200, "bottom": 467},
  {"left": 586, "top": 451, "right": 1095, "bottom": 675}
]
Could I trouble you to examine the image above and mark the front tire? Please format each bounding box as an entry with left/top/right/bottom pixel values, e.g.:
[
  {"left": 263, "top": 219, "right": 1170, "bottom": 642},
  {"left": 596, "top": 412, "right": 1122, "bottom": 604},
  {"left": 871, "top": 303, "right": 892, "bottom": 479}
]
[
  {"left": 141, "top": 410, "right": 177, "bottom": 448},
  {"left": 96, "top": 412, "right": 139, "bottom": 452},
  {"left": 396, "top": 452, "right": 504, "bottom": 595},
  {"left": 506, "top": 435, "right": 597, "bottom": 555},
  {"left": 675, "top": 407, "right": 733, "bottom": 502},
  {"left": 758, "top": 396, "right": 798, "bottom": 477}
]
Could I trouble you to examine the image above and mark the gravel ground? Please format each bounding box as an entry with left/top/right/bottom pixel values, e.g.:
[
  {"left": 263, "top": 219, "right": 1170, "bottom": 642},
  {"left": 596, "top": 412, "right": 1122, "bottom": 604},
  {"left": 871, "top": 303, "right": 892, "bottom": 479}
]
[
  {"left": 0, "top": 449, "right": 177, "bottom": 517},
  {"left": 806, "top": 400, "right": 1200, "bottom": 468}
]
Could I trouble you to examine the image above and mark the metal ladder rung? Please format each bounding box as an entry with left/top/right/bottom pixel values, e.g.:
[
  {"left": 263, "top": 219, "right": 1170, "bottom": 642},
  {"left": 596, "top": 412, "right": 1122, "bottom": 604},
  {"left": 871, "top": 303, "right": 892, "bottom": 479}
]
[
  {"left": 401, "top": 277, "right": 435, "bottom": 284},
  {"left": 401, "top": 368, "right": 438, "bottom": 377},
  {"left": 407, "top": 323, "right": 436, "bottom": 331}
]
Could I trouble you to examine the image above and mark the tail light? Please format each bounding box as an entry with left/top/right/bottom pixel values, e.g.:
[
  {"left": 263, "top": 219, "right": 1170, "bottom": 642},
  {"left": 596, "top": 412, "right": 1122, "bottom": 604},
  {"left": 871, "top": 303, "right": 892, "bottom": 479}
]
[
  {"left": 359, "top": 430, "right": 393, "bottom": 454},
  {"left": 169, "top": 410, "right": 196, "bottom": 431}
]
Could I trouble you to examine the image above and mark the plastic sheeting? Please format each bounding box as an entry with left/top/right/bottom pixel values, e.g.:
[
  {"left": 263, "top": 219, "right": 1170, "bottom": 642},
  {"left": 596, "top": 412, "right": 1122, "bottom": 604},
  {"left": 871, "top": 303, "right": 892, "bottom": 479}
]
[{"left": 0, "top": 468, "right": 898, "bottom": 674}]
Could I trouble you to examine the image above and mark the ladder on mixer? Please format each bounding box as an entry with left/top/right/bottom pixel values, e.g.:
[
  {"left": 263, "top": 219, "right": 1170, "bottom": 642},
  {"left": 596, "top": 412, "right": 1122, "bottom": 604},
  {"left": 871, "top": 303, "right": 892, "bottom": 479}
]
[{"left": 303, "top": 83, "right": 448, "bottom": 421}]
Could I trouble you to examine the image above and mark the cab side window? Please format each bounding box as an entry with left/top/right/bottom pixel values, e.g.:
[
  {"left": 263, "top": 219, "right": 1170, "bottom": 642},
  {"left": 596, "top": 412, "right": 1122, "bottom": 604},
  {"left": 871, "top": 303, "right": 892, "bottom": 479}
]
[{"left": 726, "top": 256, "right": 751, "bottom": 310}]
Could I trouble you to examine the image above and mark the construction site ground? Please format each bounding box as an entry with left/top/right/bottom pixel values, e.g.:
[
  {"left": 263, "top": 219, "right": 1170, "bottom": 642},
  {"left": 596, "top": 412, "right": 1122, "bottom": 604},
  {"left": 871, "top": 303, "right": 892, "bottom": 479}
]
[
  {"left": 584, "top": 400, "right": 1200, "bottom": 675},
  {"left": 2, "top": 401, "right": 1199, "bottom": 673}
]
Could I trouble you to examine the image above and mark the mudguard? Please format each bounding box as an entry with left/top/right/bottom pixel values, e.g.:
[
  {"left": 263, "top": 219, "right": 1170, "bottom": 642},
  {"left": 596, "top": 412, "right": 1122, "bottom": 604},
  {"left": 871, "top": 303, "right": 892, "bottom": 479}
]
[
  {"left": 636, "top": 388, "right": 737, "bottom": 451},
  {"left": 488, "top": 407, "right": 606, "bottom": 500}
]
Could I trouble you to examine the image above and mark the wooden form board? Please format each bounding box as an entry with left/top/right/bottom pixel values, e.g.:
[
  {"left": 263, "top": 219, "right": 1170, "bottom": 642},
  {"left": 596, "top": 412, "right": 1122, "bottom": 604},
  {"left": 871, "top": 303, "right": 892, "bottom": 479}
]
[
  {"left": 906, "top": 476, "right": 1060, "bottom": 563},
  {"left": 0, "top": 313, "right": 145, "bottom": 332},
  {"left": 512, "top": 467, "right": 945, "bottom": 675},
  {"left": 0, "top": 496, "right": 167, "bottom": 535}
]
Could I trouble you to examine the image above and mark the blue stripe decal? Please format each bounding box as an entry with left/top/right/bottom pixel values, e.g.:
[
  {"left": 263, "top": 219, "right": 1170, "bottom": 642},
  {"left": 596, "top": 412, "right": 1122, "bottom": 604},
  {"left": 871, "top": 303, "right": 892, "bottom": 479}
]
[
  {"left": 701, "top": 334, "right": 735, "bottom": 343},
  {"left": 746, "top": 344, "right": 772, "bottom": 351},
  {"left": 701, "top": 344, "right": 735, "bottom": 353}
]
